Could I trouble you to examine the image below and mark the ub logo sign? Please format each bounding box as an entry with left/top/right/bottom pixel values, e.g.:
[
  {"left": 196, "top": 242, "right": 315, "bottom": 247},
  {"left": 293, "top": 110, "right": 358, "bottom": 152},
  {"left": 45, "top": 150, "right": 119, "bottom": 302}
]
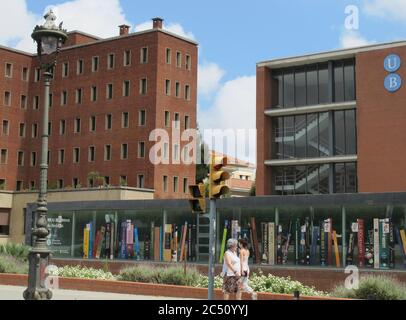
[{"left": 384, "top": 54, "right": 402, "bottom": 93}]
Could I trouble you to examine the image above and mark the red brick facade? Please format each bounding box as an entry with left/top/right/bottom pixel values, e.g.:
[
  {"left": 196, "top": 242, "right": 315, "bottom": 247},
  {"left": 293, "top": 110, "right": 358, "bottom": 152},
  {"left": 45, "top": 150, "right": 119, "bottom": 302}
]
[{"left": 0, "top": 20, "right": 197, "bottom": 199}]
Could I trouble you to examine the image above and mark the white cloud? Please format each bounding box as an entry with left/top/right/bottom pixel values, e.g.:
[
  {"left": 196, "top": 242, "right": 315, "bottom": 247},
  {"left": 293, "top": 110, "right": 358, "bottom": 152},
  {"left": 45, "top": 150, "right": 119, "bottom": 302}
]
[
  {"left": 198, "top": 75, "right": 257, "bottom": 164},
  {"left": 198, "top": 62, "right": 225, "bottom": 98},
  {"left": 340, "top": 30, "right": 375, "bottom": 48},
  {"left": 0, "top": 0, "right": 129, "bottom": 53},
  {"left": 134, "top": 21, "right": 195, "bottom": 40},
  {"left": 364, "top": 0, "right": 406, "bottom": 21}
]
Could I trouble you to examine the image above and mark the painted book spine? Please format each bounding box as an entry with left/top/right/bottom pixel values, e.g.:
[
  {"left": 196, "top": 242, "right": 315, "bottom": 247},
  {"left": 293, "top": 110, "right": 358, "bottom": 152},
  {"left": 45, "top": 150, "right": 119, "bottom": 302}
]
[
  {"left": 268, "top": 222, "right": 275, "bottom": 265},
  {"left": 373, "top": 218, "right": 380, "bottom": 269},
  {"left": 357, "top": 219, "right": 365, "bottom": 267}
]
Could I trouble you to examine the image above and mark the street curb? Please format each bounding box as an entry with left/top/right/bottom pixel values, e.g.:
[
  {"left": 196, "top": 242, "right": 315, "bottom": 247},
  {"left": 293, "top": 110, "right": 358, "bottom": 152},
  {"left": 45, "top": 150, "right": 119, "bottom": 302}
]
[{"left": 0, "top": 273, "right": 350, "bottom": 300}]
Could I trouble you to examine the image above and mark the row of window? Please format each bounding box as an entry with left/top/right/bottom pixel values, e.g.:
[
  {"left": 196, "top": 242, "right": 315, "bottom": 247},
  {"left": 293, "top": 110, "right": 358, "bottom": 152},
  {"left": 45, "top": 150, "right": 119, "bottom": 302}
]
[
  {"left": 4, "top": 49, "right": 192, "bottom": 82},
  {"left": 1, "top": 111, "right": 190, "bottom": 138},
  {"left": 1, "top": 141, "right": 192, "bottom": 166},
  {"left": 5, "top": 175, "right": 191, "bottom": 194},
  {"left": 2, "top": 80, "right": 192, "bottom": 108}
]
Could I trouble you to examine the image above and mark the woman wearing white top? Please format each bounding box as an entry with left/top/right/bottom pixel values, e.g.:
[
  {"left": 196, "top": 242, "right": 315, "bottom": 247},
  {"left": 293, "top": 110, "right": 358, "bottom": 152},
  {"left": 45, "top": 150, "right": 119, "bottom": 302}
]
[
  {"left": 238, "top": 238, "right": 257, "bottom": 300},
  {"left": 222, "top": 238, "right": 241, "bottom": 300}
]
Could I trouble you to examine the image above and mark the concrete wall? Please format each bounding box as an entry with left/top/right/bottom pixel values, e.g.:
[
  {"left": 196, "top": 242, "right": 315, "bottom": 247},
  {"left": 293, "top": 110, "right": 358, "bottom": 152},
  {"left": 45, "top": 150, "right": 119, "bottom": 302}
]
[{"left": 0, "top": 187, "right": 153, "bottom": 244}]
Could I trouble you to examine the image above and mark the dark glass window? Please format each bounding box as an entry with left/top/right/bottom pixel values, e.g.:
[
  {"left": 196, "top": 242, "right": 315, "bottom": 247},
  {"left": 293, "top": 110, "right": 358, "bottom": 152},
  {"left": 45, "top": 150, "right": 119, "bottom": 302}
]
[
  {"left": 306, "top": 65, "right": 318, "bottom": 105},
  {"left": 345, "top": 109, "right": 356, "bottom": 155},
  {"left": 283, "top": 116, "right": 294, "bottom": 158},
  {"left": 334, "top": 61, "right": 344, "bottom": 102},
  {"left": 276, "top": 71, "right": 283, "bottom": 107},
  {"left": 283, "top": 70, "right": 294, "bottom": 108},
  {"left": 294, "top": 68, "right": 306, "bottom": 107},
  {"left": 318, "top": 112, "right": 329, "bottom": 157},
  {"left": 345, "top": 162, "right": 357, "bottom": 193},
  {"left": 295, "top": 114, "right": 307, "bottom": 158},
  {"left": 306, "top": 113, "right": 319, "bottom": 158},
  {"left": 295, "top": 166, "right": 307, "bottom": 194},
  {"left": 334, "top": 163, "right": 346, "bottom": 193},
  {"left": 307, "top": 165, "right": 319, "bottom": 194},
  {"left": 344, "top": 60, "right": 355, "bottom": 101},
  {"left": 318, "top": 63, "right": 329, "bottom": 104},
  {"left": 273, "top": 118, "right": 284, "bottom": 159},
  {"left": 334, "top": 110, "right": 345, "bottom": 155},
  {"left": 318, "top": 164, "right": 330, "bottom": 194}
]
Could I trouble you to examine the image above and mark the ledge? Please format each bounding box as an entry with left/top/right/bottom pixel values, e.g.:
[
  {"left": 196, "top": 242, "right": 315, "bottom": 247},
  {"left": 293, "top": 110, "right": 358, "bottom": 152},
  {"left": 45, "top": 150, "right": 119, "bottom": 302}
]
[
  {"left": 0, "top": 273, "right": 349, "bottom": 300},
  {"left": 264, "top": 101, "right": 356, "bottom": 117}
]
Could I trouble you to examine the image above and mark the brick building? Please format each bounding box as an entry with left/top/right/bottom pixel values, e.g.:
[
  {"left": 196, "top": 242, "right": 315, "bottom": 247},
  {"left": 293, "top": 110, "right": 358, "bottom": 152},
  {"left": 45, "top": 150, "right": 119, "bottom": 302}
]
[
  {"left": 0, "top": 18, "right": 197, "bottom": 199},
  {"left": 257, "top": 41, "right": 406, "bottom": 195}
]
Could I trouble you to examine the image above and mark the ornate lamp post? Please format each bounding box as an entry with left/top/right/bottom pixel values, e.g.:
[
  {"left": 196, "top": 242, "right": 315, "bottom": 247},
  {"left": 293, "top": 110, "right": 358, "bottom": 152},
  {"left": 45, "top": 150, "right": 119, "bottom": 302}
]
[{"left": 23, "top": 10, "right": 67, "bottom": 300}]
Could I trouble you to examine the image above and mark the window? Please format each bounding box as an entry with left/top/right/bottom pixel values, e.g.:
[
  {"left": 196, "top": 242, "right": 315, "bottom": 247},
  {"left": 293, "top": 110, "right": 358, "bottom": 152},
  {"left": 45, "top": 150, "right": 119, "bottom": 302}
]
[
  {"left": 137, "top": 175, "right": 145, "bottom": 188},
  {"left": 184, "top": 85, "right": 190, "bottom": 100},
  {"left": 17, "top": 151, "right": 24, "bottom": 166},
  {"left": 5, "top": 63, "right": 12, "bottom": 77},
  {"left": 123, "top": 81, "right": 130, "bottom": 97},
  {"left": 34, "top": 68, "right": 40, "bottom": 82},
  {"left": 62, "top": 62, "right": 69, "bottom": 77},
  {"left": 104, "top": 176, "right": 110, "bottom": 186},
  {"left": 74, "top": 118, "right": 81, "bottom": 133},
  {"left": 334, "top": 61, "right": 344, "bottom": 103},
  {"left": 139, "top": 110, "right": 146, "bottom": 126},
  {"left": 121, "top": 144, "right": 128, "bottom": 159},
  {"left": 32, "top": 124, "right": 38, "bottom": 138},
  {"left": 0, "top": 149, "right": 8, "bottom": 164},
  {"left": 173, "top": 176, "right": 178, "bottom": 192},
  {"left": 48, "top": 122, "right": 52, "bottom": 135},
  {"left": 88, "top": 146, "right": 95, "bottom": 162},
  {"left": 163, "top": 142, "right": 169, "bottom": 160},
  {"left": 184, "top": 115, "right": 190, "bottom": 130},
  {"left": 163, "top": 175, "right": 168, "bottom": 192},
  {"left": 30, "top": 181, "right": 35, "bottom": 190},
  {"left": 59, "top": 120, "right": 66, "bottom": 135},
  {"left": 183, "top": 178, "right": 188, "bottom": 193},
  {"left": 19, "top": 123, "right": 26, "bottom": 137},
  {"left": 90, "top": 116, "right": 96, "bottom": 132},
  {"left": 165, "top": 79, "right": 171, "bottom": 95},
  {"left": 61, "top": 91, "right": 68, "bottom": 105},
  {"left": 58, "top": 149, "right": 65, "bottom": 164},
  {"left": 73, "top": 147, "right": 80, "bottom": 163},
  {"left": 73, "top": 178, "right": 79, "bottom": 188},
  {"left": 333, "top": 109, "right": 357, "bottom": 156},
  {"left": 175, "top": 82, "right": 180, "bottom": 98},
  {"left": 88, "top": 177, "right": 94, "bottom": 188},
  {"left": 174, "top": 113, "right": 180, "bottom": 129},
  {"left": 91, "top": 86, "right": 97, "bottom": 101},
  {"left": 176, "top": 52, "right": 182, "bottom": 68},
  {"left": 76, "top": 88, "right": 83, "bottom": 104},
  {"left": 20, "top": 95, "right": 27, "bottom": 109},
  {"left": 318, "top": 63, "right": 329, "bottom": 104},
  {"left": 183, "top": 145, "right": 190, "bottom": 163},
  {"left": 92, "top": 56, "right": 99, "bottom": 72},
  {"left": 77, "top": 59, "right": 84, "bottom": 75},
  {"left": 33, "top": 96, "right": 39, "bottom": 109},
  {"left": 344, "top": 60, "right": 355, "bottom": 101},
  {"left": 16, "top": 181, "right": 23, "bottom": 191},
  {"left": 48, "top": 93, "right": 53, "bottom": 108},
  {"left": 164, "top": 111, "right": 170, "bottom": 127},
  {"left": 124, "top": 50, "right": 131, "bottom": 66},
  {"left": 173, "top": 144, "right": 179, "bottom": 161},
  {"left": 0, "top": 209, "right": 10, "bottom": 235},
  {"left": 22, "top": 67, "right": 29, "bottom": 81},
  {"left": 138, "top": 142, "right": 145, "bottom": 158},
  {"left": 140, "top": 78, "right": 147, "bottom": 95},
  {"left": 140, "top": 47, "right": 148, "bottom": 64},
  {"left": 166, "top": 48, "right": 171, "bottom": 64},
  {"left": 105, "top": 114, "right": 112, "bottom": 130},
  {"left": 186, "top": 55, "right": 191, "bottom": 70},
  {"left": 4, "top": 91, "right": 11, "bottom": 106},
  {"left": 120, "top": 176, "right": 127, "bottom": 186},
  {"left": 106, "top": 84, "right": 113, "bottom": 99},
  {"left": 122, "top": 112, "right": 129, "bottom": 128},
  {"left": 104, "top": 145, "right": 111, "bottom": 161},
  {"left": 2, "top": 120, "right": 9, "bottom": 135},
  {"left": 107, "top": 54, "right": 115, "bottom": 69},
  {"left": 295, "top": 68, "right": 306, "bottom": 107},
  {"left": 57, "top": 179, "right": 64, "bottom": 189},
  {"left": 30, "top": 152, "right": 36, "bottom": 166}
]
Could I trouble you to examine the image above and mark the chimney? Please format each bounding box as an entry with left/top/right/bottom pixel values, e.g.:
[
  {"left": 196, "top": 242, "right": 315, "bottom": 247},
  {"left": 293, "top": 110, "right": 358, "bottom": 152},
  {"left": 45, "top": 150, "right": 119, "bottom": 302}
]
[
  {"left": 119, "top": 24, "right": 130, "bottom": 36},
  {"left": 152, "top": 17, "right": 164, "bottom": 30}
]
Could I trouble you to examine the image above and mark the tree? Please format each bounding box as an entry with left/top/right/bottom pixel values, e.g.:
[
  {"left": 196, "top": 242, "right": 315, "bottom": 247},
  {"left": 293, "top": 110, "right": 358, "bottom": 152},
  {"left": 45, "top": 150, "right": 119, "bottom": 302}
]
[{"left": 249, "top": 184, "right": 256, "bottom": 196}]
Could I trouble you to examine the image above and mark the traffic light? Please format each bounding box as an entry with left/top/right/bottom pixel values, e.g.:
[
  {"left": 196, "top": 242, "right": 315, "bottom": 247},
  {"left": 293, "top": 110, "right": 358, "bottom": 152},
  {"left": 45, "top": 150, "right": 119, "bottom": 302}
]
[
  {"left": 189, "top": 183, "right": 206, "bottom": 213},
  {"left": 209, "top": 156, "right": 230, "bottom": 199}
]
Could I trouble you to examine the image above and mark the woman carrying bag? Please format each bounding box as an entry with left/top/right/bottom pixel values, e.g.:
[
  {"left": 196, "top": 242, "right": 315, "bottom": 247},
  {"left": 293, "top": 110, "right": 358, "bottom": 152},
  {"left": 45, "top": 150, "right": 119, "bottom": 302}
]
[
  {"left": 239, "top": 238, "right": 257, "bottom": 300},
  {"left": 222, "top": 238, "right": 241, "bottom": 300}
]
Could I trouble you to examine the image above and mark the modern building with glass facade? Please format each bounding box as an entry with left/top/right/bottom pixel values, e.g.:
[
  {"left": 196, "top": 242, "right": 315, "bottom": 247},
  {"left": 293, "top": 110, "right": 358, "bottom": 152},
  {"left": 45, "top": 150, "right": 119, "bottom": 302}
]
[{"left": 256, "top": 41, "right": 406, "bottom": 196}]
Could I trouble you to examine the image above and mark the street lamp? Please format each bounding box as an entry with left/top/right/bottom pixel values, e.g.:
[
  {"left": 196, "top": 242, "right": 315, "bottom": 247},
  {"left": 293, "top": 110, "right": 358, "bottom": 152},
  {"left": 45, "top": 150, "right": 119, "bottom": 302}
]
[{"left": 23, "top": 10, "right": 67, "bottom": 300}]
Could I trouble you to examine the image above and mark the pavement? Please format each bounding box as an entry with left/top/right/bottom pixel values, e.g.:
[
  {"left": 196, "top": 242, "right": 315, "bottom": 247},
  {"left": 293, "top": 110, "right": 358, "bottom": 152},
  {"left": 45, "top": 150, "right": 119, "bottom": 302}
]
[{"left": 0, "top": 285, "right": 197, "bottom": 300}]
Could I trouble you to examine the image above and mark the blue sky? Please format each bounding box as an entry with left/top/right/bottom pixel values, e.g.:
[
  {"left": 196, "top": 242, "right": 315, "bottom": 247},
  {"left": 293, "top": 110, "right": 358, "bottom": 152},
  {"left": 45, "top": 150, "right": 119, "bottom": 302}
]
[{"left": 2, "top": 0, "right": 406, "bottom": 163}]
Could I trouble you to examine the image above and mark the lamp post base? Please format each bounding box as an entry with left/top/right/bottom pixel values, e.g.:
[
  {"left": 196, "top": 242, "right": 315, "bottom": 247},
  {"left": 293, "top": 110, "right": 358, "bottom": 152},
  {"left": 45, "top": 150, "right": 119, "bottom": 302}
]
[{"left": 23, "top": 250, "right": 52, "bottom": 300}]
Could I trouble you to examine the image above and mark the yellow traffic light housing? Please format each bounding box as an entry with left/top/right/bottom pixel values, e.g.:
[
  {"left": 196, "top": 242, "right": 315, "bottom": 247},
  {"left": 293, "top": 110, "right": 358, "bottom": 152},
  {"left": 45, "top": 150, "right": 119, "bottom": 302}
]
[
  {"left": 189, "top": 183, "right": 206, "bottom": 213},
  {"left": 209, "top": 156, "right": 230, "bottom": 199}
]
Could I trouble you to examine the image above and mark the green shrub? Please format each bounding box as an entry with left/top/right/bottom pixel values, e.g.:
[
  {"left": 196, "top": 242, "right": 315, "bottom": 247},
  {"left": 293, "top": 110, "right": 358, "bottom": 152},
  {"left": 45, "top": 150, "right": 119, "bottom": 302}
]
[
  {"left": 118, "top": 265, "right": 201, "bottom": 286},
  {"left": 333, "top": 275, "right": 406, "bottom": 300},
  {"left": 0, "top": 243, "right": 30, "bottom": 261},
  {"left": 50, "top": 265, "right": 116, "bottom": 280},
  {"left": 0, "top": 254, "right": 29, "bottom": 274}
]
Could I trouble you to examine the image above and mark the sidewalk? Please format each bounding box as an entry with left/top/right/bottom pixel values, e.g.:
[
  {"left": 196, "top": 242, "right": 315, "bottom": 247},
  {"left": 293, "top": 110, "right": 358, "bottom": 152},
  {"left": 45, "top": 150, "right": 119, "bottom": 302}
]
[{"left": 0, "top": 285, "right": 198, "bottom": 300}]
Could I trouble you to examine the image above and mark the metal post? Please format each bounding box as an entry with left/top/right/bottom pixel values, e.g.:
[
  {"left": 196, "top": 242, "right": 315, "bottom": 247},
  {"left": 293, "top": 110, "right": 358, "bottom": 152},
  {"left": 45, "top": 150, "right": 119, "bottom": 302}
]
[
  {"left": 23, "top": 72, "right": 52, "bottom": 300},
  {"left": 208, "top": 199, "right": 217, "bottom": 300},
  {"left": 71, "top": 211, "right": 76, "bottom": 257},
  {"left": 342, "top": 206, "right": 346, "bottom": 267}
]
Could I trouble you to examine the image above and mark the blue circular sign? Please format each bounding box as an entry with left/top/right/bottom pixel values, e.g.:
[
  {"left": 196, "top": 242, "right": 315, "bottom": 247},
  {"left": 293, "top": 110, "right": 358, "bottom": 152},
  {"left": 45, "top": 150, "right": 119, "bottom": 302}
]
[
  {"left": 384, "top": 54, "right": 401, "bottom": 72},
  {"left": 384, "top": 73, "right": 402, "bottom": 92}
]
